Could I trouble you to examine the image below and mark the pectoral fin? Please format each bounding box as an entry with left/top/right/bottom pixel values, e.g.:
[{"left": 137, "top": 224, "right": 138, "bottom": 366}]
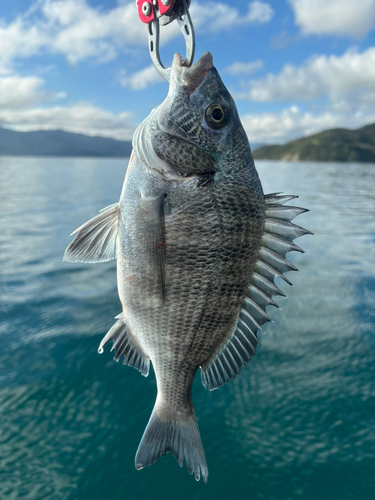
[
  {"left": 155, "top": 197, "right": 166, "bottom": 299},
  {"left": 140, "top": 192, "right": 167, "bottom": 299},
  {"left": 63, "top": 203, "right": 120, "bottom": 263}
]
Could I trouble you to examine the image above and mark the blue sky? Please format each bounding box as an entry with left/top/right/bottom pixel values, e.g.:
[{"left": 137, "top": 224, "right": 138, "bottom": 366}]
[{"left": 0, "top": 0, "right": 374, "bottom": 144}]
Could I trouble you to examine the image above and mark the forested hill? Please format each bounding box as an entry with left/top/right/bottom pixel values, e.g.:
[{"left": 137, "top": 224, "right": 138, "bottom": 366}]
[
  {"left": 0, "top": 127, "right": 132, "bottom": 157},
  {"left": 253, "top": 123, "right": 375, "bottom": 162},
  {"left": 2, "top": 123, "right": 374, "bottom": 162}
]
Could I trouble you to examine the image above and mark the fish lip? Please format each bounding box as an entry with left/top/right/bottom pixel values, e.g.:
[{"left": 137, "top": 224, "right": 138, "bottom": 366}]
[{"left": 171, "top": 51, "right": 214, "bottom": 93}]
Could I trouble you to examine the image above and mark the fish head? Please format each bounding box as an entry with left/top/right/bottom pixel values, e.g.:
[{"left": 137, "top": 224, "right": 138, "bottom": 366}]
[{"left": 134, "top": 52, "right": 252, "bottom": 178}]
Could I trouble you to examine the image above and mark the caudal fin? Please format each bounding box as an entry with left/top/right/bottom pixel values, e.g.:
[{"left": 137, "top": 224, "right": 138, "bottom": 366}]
[{"left": 135, "top": 406, "right": 208, "bottom": 483}]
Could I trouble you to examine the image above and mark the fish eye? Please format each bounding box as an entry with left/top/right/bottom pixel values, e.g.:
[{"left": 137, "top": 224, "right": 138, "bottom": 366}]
[{"left": 205, "top": 103, "right": 229, "bottom": 130}]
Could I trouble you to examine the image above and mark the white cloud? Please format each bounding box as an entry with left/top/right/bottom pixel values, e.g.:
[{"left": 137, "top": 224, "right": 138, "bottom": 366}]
[
  {"left": 225, "top": 60, "right": 264, "bottom": 76},
  {"left": 41, "top": 0, "right": 145, "bottom": 64},
  {"left": 120, "top": 65, "right": 164, "bottom": 90},
  {"left": 0, "top": 72, "right": 135, "bottom": 141},
  {"left": 239, "top": 47, "right": 375, "bottom": 104},
  {"left": 0, "top": 0, "right": 274, "bottom": 141},
  {"left": 237, "top": 47, "right": 375, "bottom": 143},
  {"left": 0, "top": 102, "right": 136, "bottom": 141},
  {"left": 289, "top": 0, "right": 375, "bottom": 38},
  {"left": 0, "top": 18, "right": 47, "bottom": 74},
  {"left": 0, "top": 0, "right": 274, "bottom": 74},
  {"left": 242, "top": 106, "right": 375, "bottom": 144},
  {"left": 0, "top": 0, "right": 145, "bottom": 72},
  {"left": 192, "top": 1, "right": 274, "bottom": 31},
  {"left": 0, "top": 75, "right": 65, "bottom": 109},
  {"left": 270, "top": 30, "right": 299, "bottom": 50},
  {"left": 119, "top": 3, "right": 274, "bottom": 89},
  {"left": 246, "top": 1, "right": 275, "bottom": 23}
]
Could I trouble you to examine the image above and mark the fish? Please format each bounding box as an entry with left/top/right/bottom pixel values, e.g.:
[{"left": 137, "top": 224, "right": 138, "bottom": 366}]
[{"left": 63, "top": 51, "right": 312, "bottom": 483}]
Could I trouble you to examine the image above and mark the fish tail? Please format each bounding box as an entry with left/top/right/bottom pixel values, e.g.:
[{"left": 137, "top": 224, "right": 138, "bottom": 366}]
[{"left": 135, "top": 404, "right": 208, "bottom": 483}]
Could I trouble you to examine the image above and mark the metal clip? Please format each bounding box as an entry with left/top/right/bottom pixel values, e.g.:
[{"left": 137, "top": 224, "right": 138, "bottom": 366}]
[{"left": 137, "top": 0, "right": 195, "bottom": 82}]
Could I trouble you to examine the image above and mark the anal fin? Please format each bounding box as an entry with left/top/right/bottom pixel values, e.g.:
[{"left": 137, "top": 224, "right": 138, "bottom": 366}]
[
  {"left": 98, "top": 314, "right": 150, "bottom": 377},
  {"left": 63, "top": 203, "right": 119, "bottom": 263}
]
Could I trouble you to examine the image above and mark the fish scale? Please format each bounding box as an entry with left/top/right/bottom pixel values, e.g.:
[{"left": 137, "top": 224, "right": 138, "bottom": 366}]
[
  {"left": 63, "top": 51, "right": 311, "bottom": 483},
  {"left": 115, "top": 155, "right": 265, "bottom": 446}
]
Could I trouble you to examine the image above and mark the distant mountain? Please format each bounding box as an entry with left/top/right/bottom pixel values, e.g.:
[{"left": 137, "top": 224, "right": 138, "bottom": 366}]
[
  {"left": 250, "top": 142, "right": 265, "bottom": 151},
  {"left": 0, "top": 127, "right": 132, "bottom": 157},
  {"left": 253, "top": 123, "right": 375, "bottom": 162}
]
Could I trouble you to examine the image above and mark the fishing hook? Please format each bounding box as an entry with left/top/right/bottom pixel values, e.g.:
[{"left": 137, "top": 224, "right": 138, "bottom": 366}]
[{"left": 137, "top": 0, "right": 195, "bottom": 82}]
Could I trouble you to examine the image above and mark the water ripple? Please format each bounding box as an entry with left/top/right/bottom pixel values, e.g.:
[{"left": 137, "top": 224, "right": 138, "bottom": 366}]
[{"left": 0, "top": 158, "right": 374, "bottom": 500}]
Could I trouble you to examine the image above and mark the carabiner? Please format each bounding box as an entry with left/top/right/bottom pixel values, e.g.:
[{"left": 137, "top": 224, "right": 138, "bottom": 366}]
[{"left": 137, "top": 0, "right": 195, "bottom": 82}]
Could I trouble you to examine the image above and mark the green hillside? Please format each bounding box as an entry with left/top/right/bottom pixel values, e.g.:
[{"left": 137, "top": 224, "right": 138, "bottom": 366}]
[{"left": 253, "top": 123, "right": 375, "bottom": 162}]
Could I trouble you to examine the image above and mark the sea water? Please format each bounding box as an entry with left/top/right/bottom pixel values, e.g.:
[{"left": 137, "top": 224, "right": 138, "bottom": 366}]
[{"left": 0, "top": 157, "right": 374, "bottom": 500}]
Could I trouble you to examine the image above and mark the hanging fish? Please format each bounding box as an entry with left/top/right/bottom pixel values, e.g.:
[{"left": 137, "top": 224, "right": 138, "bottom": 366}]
[{"left": 63, "top": 52, "right": 311, "bottom": 483}]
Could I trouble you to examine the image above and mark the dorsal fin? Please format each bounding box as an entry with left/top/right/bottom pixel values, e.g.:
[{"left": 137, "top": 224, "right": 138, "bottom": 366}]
[
  {"left": 98, "top": 314, "right": 150, "bottom": 377},
  {"left": 63, "top": 203, "right": 119, "bottom": 263},
  {"left": 201, "top": 193, "right": 313, "bottom": 391}
]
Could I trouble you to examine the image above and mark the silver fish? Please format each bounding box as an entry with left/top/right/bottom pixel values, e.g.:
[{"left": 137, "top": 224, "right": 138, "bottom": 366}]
[{"left": 63, "top": 52, "right": 311, "bottom": 483}]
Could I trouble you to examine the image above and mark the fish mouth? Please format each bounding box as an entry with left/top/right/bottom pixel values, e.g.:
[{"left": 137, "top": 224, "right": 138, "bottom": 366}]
[
  {"left": 153, "top": 51, "right": 215, "bottom": 169},
  {"left": 171, "top": 51, "right": 213, "bottom": 93},
  {"left": 159, "top": 52, "right": 214, "bottom": 149}
]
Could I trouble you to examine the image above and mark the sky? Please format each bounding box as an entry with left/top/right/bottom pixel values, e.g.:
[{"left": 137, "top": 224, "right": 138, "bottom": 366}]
[{"left": 0, "top": 0, "right": 375, "bottom": 145}]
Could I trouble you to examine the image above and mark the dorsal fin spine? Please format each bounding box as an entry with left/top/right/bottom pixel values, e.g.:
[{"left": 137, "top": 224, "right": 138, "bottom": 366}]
[
  {"left": 201, "top": 193, "right": 312, "bottom": 391},
  {"left": 262, "top": 232, "right": 304, "bottom": 255},
  {"left": 240, "top": 309, "right": 262, "bottom": 332},
  {"left": 255, "top": 260, "right": 293, "bottom": 285},
  {"left": 243, "top": 297, "right": 271, "bottom": 323},
  {"left": 259, "top": 247, "right": 298, "bottom": 273},
  {"left": 251, "top": 272, "right": 286, "bottom": 297},
  {"left": 264, "top": 218, "right": 313, "bottom": 241},
  {"left": 264, "top": 194, "right": 298, "bottom": 205},
  {"left": 265, "top": 205, "right": 307, "bottom": 220},
  {"left": 247, "top": 284, "right": 279, "bottom": 308}
]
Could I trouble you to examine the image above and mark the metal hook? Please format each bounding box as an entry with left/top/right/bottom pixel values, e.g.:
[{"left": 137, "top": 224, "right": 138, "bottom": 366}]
[{"left": 148, "top": 0, "right": 195, "bottom": 82}]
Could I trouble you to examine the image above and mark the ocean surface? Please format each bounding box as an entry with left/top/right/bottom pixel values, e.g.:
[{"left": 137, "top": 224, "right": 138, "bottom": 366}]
[{"left": 1, "top": 157, "right": 374, "bottom": 500}]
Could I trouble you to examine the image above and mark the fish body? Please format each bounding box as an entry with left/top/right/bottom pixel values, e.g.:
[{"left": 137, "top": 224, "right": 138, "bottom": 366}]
[{"left": 64, "top": 52, "right": 311, "bottom": 482}]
